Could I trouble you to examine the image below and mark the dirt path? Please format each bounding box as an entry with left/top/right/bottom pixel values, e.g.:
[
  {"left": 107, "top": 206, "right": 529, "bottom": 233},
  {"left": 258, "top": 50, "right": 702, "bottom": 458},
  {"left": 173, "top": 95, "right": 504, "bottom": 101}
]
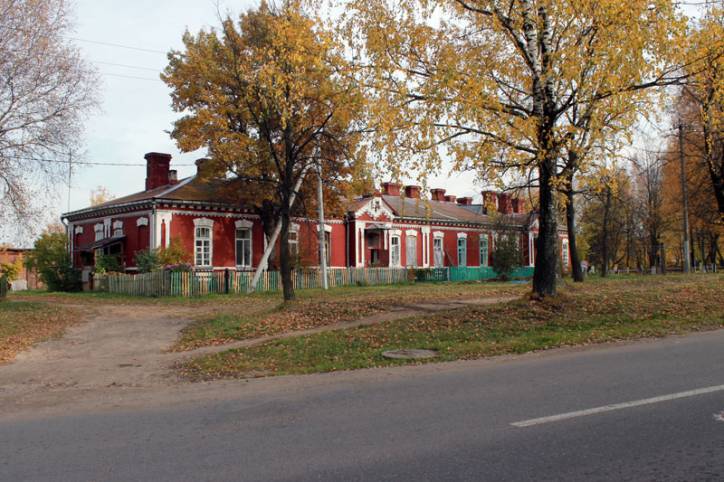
[
  {"left": 0, "top": 304, "right": 194, "bottom": 408},
  {"left": 177, "top": 295, "right": 519, "bottom": 358},
  {"left": 0, "top": 294, "right": 517, "bottom": 411}
]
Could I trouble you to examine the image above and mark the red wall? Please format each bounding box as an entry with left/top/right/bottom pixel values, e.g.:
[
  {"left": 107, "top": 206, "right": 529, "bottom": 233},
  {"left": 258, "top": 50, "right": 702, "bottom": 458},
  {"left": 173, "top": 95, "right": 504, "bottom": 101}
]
[{"left": 71, "top": 214, "right": 150, "bottom": 269}]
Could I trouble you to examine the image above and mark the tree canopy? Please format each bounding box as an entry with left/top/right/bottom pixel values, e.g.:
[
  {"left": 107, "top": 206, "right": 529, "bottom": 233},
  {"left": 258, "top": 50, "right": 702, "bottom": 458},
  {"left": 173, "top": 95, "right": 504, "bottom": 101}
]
[
  {"left": 162, "top": 1, "right": 367, "bottom": 300},
  {"left": 338, "top": 0, "right": 687, "bottom": 296}
]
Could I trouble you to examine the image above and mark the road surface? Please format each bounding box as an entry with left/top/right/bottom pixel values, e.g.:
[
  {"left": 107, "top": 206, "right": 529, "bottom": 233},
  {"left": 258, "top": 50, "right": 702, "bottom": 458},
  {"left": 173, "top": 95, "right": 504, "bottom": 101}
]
[{"left": 1, "top": 330, "right": 723, "bottom": 481}]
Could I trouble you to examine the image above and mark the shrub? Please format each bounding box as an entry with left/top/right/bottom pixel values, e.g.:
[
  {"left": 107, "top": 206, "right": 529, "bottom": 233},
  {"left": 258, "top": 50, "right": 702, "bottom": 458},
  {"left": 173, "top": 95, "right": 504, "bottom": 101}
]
[
  {"left": 492, "top": 234, "right": 522, "bottom": 281},
  {"left": 158, "top": 238, "right": 191, "bottom": 266},
  {"left": 0, "top": 258, "right": 22, "bottom": 282},
  {"left": 135, "top": 249, "right": 161, "bottom": 273},
  {"left": 95, "top": 254, "right": 122, "bottom": 274},
  {"left": 24, "top": 231, "right": 81, "bottom": 291}
]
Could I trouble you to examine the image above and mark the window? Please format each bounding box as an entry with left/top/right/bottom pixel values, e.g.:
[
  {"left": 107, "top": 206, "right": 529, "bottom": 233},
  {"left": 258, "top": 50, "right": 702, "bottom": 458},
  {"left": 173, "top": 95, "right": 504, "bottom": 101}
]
[
  {"left": 195, "top": 227, "right": 211, "bottom": 267},
  {"left": 433, "top": 237, "right": 444, "bottom": 267},
  {"left": 405, "top": 235, "right": 417, "bottom": 267},
  {"left": 562, "top": 239, "right": 569, "bottom": 267},
  {"left": 324, "top": 231, "right": 331, "bottom": 266},
  {"left": 390, "top": 235, "right": 400, "bottom": 266},
  {"left": 235, "top": 228, "right": 252, "bottom": 268},
  {"left": 479, "top": 236, "right": 489, "bottom": 267},
  {"left": 288, "top": 230, "right": 298, "bottom": 261},
  {"left": 112, "top": 220, "right": 124, "bottom": 238},
  {"left": 94, "top": 223, "right": 104, "bottom": 241},
  {"left": 457, "top": 237, "right": 467, "bottom": 267},
  {"left": 194, "top": 218, "right": 214, "bottom": 267}
]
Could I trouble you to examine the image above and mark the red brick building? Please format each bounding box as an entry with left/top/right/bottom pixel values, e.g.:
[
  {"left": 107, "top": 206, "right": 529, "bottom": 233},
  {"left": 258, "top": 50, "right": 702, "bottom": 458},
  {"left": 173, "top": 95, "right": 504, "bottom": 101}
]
[{"left": 62, "top": 152, "right": 570, "bottom": 275}]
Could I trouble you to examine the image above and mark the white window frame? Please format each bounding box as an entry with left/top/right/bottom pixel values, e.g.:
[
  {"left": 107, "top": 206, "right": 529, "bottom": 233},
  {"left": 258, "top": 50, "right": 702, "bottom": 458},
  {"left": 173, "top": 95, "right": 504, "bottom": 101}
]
[
  {"left": 433, "top": 235, "right": 444, "bottom": 268},
  {"left": 112, "top": 220, "right": 124, "bottom": 238},
  {"left": 479, "top": 235, "right": 489, "bottom": 267},
  {"left": 562, "top": 238, "right": 569, "bottom": 268},
  {"left": 94, "top": 223, "right": 104, "bottom": 242},
  {"left": 457, "top": 234, "right": 468, "bottom": 267},
  {"left": 194, "top": 218, "right": 214, "bottom": 268},
  {"left": 389, "top": 233, "right": 401, "bottom": 267},
  {"left": 405, "top": 231, "right": 418, "bottom": 267}
]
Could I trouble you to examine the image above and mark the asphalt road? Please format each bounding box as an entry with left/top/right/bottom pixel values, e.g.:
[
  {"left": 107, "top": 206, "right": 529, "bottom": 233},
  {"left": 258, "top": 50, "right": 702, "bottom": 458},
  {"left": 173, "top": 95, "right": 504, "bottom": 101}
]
[{"left": 2, "top": 330, "right": 724, "bottom": 481}]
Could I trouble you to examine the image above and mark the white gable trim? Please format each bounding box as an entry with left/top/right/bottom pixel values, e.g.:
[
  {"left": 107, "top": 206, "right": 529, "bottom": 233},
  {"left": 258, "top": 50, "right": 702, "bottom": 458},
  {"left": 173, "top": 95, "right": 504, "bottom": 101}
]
[
  {"left": 235, "top": 219, "right": 253, "bottom": 229},
  {"left": 355, "top": 197, "right": 395, "bottom": 220}
]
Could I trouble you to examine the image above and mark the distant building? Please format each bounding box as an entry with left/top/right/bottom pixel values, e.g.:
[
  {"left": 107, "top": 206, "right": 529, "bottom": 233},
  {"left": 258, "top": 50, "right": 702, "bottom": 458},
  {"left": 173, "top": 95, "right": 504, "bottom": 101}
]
[
  {"left": 0, "top": 248, "right": 41, "bottom": 290},
  {"left": 61, "top": 152, "right": 570, "bottom": 274}
]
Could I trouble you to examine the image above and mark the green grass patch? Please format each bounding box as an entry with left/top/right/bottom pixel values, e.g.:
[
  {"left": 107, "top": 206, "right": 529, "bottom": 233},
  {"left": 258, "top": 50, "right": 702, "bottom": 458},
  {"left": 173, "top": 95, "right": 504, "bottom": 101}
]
[
  {"left": 179, "top": 274, "right": 724, "bottom": 380},
  {"left": 173, "top": 281, "right": 527, "bottom": 351}
]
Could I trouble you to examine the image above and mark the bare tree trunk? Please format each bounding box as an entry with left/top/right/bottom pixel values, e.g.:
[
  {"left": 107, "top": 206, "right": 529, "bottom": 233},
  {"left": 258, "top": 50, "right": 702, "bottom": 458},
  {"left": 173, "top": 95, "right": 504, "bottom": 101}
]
[
  {"left": 601, "top": 186, "right": 611, "bottom": 277},
  {"left": 279, "top": 205, "right": 294, "bottom": 302},
  {"left": 564, "top": 184, "right": 583, "bottom": 282}
]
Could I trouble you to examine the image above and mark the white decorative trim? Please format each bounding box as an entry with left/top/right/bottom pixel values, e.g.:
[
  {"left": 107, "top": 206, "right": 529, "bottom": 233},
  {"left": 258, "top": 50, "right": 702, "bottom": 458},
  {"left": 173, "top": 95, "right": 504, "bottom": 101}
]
[
  {"left": 421, "top": 226, "right": 431, "bottom": 235},
  {"left": 193, "top": 217, "right": 214, "bottom": 229},
  {"left": 103, "top": 218, "right": 112, "bottom": 238},
  {"left": 235, "top": 219, "right": 253, "bottom": 229},
  {"left": 405, "top": 229, "right": 418, "bottom": 237},
  {"left": 136, "top": 217, "right": 149, "bottom": 227},
  {"left": 289, "top": 222, "right": 300, "bottom": 232},
  {"left": 74, "top": 226, "right": 84, "bottom": 235},
  {"left": 433, "top": 231, "right": 444, "bottom": 238},
  {"left": 155, "top": 211, "right": 173, "bottom": 249},
  {"left": 323, "top": 224, "right": 333, "bottom": 233},
  {"left": 355, "top": 197, "right": 395, "bottom": 220},
  {"left": 390, "top": 229, "right": 402, "bottom": 236},
  {"left": 457, "top": 232, "right": 468, "bottom": 239}
]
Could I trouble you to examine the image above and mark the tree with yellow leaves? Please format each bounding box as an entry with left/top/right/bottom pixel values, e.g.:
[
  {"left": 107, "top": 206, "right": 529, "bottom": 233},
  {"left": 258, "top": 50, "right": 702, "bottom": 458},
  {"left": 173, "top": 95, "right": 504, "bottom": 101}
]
[
  {"left": 162, "top": 1, "right": 366, "bottom": 301},
  {"left": 680, "top": 7, "right": 723, "bottom": 219},
  {"left": 339, "top": 0, "right": 687, "bottom": 296}
]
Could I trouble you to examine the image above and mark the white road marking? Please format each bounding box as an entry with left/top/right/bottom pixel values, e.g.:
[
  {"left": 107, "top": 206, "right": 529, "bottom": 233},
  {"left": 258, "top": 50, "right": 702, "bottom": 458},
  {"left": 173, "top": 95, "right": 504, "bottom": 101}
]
[
  {"left": 512, "top": 384, "right": 724, "bottom": 428},
  {"left": 714, "top": 412, "right": 724, "bottom": 423}
]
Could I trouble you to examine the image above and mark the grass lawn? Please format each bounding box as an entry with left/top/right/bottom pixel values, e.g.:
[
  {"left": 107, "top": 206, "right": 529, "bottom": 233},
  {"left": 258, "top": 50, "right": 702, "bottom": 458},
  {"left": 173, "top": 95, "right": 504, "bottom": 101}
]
[
  {"left": 0, "top": 301, "right": 82, "bottom": 363},
  {"left": 173, "top": 281, "right": 527, "bottom": 351},
  {"left": 178, "top": 274, "right": 724, "bottom": 380}
]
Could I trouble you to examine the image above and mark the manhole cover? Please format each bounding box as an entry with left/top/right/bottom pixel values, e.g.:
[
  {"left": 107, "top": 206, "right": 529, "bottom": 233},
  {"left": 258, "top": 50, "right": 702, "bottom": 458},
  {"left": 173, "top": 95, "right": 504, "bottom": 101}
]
[{"left": 382, "top": 349, "right": 438, "bottom": 360}]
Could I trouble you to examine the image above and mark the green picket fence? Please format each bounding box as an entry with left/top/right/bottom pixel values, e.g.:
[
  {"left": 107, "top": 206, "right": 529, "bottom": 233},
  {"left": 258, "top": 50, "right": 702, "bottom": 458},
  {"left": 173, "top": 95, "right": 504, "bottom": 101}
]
[
  {"left": 448, "top": 266, "right": 534, "bottom": 281},
  {"left": 97, "top": 265, "right": 534, "bottom": 297}
]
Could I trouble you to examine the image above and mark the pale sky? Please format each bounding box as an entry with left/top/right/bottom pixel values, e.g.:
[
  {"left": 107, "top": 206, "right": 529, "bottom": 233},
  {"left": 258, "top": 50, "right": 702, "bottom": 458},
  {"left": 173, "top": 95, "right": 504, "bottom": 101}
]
[
  {"left": 58, "top": 0, "right": 486, "bottom": 222},
  {"left": 46, "top": 1, "right": 704, "bottom": 229}
]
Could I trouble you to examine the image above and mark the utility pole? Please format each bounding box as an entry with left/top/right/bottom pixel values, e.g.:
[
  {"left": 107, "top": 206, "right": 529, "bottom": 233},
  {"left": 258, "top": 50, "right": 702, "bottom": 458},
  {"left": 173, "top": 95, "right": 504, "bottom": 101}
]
[
  {"left": 678, "top": 122, "right": 691, "bottom": 273},
  {"left": 317, "top": 158, "right": 329, "bottom": 290}
]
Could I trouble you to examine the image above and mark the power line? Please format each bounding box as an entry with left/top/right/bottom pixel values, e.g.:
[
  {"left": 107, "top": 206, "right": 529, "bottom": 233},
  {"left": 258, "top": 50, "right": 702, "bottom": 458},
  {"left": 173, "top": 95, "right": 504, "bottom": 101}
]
[
  {"left": 101, "top": 72, "right": 162, "bottom": 82},
  {"left": 6, "top": 155, "right": 194, "bottom": 167},
  {"left": 93, "top": 60, "right": 162, "bottom": 72},
  {"left": 68, "top": 36, "right": 168, "bottom": 55}
]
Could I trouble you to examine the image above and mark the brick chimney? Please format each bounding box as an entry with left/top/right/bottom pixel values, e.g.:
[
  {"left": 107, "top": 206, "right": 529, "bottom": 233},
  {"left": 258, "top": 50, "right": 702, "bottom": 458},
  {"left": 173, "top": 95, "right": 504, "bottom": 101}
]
[
  {"left": 457, "top": 197, "right": 473, "bottom": 206},
  {"left": 195, "top": 157, "right": 212, "bottom": 176},
  {"left": 404, "top": 185, "right": 421, "bottom": 199},
  {"left": 430, "top": 188, "right": 446, "bottom": 201},
  {"left": 498, "top": 193, "right": 513, "bottom": 214},
  {"left": 482, "top": 191, "right": 498, "bottom": 214},
  {"left": 381, "top": 182, "right": 401, "bottom": 196},
  {"left": 145, "top": 152, "right": 172, "bottom": 190},
  {"left": 168, "top": 170, "right": 178, "bottom": 185},
  {"left": 444, "top": 194, "right": 457, "bottom": 203}
]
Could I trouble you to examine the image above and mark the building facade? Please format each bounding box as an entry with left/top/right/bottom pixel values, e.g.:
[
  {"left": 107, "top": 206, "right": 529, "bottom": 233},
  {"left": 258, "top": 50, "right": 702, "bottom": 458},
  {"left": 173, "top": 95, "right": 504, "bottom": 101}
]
[{"left": 62, "top": 152, "right": 570, "bottom": 276}]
